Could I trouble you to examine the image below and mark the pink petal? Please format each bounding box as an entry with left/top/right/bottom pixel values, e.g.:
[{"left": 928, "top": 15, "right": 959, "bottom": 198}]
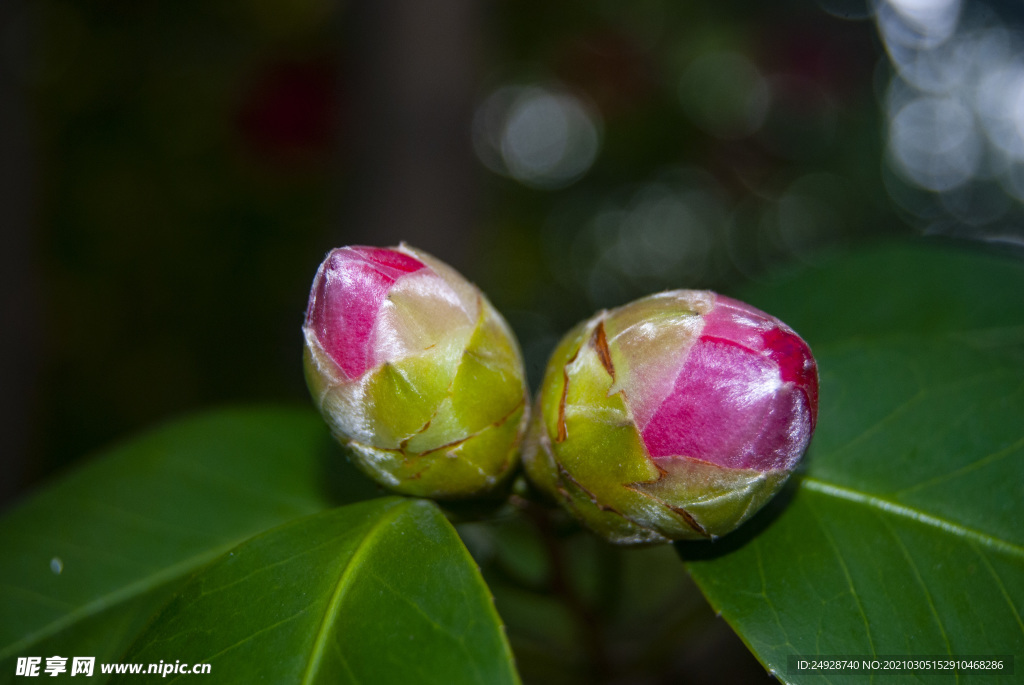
[
  {"left": 708, "top": 296, "right": 818, "bottom": 429},
  {"left": 761, "top": 325, "right": 818, "bottom": 429},
  {"left": 306, "top": 246, "right": 425, "bottom": 379},
  {"left": 639, "top": 295, "right": 817, "bottom": 471}
]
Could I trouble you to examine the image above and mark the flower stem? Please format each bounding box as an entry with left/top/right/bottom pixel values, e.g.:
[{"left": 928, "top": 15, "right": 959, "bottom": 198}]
[{"left": 512, "top": 495, "right": 614, "bottom": 682}]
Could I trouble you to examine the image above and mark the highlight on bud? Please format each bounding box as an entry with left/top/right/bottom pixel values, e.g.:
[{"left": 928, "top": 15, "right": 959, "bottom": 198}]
[
  {"left": 523, "top": 290, "right": 818, "bottom": 544},
  {"left": 303, "top": 244, "right": 529, "bottom": 498}
]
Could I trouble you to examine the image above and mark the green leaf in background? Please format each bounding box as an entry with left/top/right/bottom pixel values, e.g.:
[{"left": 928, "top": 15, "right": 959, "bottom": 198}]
[
  {"left": 114, "top": 497, "right": 519, "bottom": 685},
  {"left": 738, "top": 242, "right": 1024, "bottom": 346},
  {"left": 683, "top": 243, "right": 1024, "bottom": 683},
  {"left": 0, "top": 407, "right": 376, "bottom": 679}
]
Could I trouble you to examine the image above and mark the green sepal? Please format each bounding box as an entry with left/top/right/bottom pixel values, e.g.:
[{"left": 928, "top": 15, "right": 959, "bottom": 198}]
[
  {"left": 521, "top": 403, "right": 560, "bottom": 498},
  {"left": 348, "top": 404, "right": 525, "bottom": 499},
  {"left": 631, "top": 460, "right": 788, "bottom": 537},
  {"left": 536, "top": 321, "right": 589, "bottom": 447},
  {"left": 558, "top": 340, "right": 661, "bottom": 495},
  {"left": 418, "top": 403, "right": 525, "bottom": 495},
  {"left": 452, "top": 303, "right": 525, "bottom": 426},
  {"left": 363, "top": 354, "right": 454, "bottom": 447},
  {"left": 406, "top": 305, "right": 526, "bottom": 453},
  {"left": 542, "top": 437, "right": 670, "bottom": 545},
  {"left": 302, "top": 345, "right": 330, "bottom": 403}
]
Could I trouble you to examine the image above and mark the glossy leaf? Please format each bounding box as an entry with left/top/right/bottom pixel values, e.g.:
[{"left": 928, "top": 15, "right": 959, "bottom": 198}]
[
  {"left": 737, "top": 242, "right": 1024, "bottom": 345},
  {"left": 0, "top": 407, "right": 379, "bottom": 677},
  {"left": 683, "top": 243, "right": 1024, "bottom": 682},
  {"left": 112, "top": 497, "right": 519, "bottom": 684}
]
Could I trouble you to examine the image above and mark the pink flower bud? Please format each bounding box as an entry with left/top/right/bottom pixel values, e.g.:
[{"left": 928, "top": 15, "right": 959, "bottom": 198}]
[
  {"left": 303, "top": 244, "right": 529, "bottom": 498},
  {"left": 523, "top": 290, "right": 818, "bottom": 544}
]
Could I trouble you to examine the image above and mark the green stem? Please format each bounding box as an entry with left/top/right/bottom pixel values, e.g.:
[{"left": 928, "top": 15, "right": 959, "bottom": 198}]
[{"left": 512, "top": 495, "right": 614, "bottom": 682}]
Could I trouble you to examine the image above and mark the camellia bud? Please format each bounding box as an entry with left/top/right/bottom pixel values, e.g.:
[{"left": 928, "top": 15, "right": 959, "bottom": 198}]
[
  {"left": 303, "top": 244, "right": 529, "bottom": 498},
  {"left": 523, "top": 291, "right": 818, "bottom": 544}
]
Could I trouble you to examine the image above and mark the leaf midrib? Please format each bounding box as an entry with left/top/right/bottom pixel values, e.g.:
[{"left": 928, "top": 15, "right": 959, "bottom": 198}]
[
  {"left": 300, "top": 498, "right": 413, "bottom": 685},
  {"left": 801, "top": 477, "right": 1024, "bottom": 560}
]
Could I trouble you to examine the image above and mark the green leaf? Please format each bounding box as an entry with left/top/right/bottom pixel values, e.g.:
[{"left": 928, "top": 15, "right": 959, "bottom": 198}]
[
  {"left": 113, "top": 497, "right": 519, "bottom": 685},
  {"left": 683, "top": 243, "right": 1024, "bottom": 682},
  {"left": 0, "top": 407, "right": 379, "bottom": 678},
  {"left": 736, "top": 241, "right": 1024, "bottom": 346}
]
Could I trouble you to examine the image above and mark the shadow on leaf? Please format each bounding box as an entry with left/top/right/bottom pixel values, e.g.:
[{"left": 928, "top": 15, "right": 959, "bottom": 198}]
[{"left": 673, "top": 473, "right": 801, "bottom": 562}]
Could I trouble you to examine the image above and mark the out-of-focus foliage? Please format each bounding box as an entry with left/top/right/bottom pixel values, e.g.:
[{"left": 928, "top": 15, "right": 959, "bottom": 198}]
[{"left": 26, "top": 0, "right": 344, "bottom": 478}]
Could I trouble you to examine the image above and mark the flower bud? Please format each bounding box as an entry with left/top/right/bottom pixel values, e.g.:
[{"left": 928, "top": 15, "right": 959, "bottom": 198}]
[
  {"left": 303, "top": 244, "right": 529, "bottom": 498},
  {"left": 523, "top": 291, "right": 817, "bottom": 544}
]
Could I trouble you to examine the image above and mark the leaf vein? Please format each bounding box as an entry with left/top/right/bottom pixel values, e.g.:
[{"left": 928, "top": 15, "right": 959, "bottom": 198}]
[
  {"left": 823, "top": 388, "right": 927, "bottom": 461},
  {"left": 893, "top": 433, "right": 1024, "bottom": 498},
  {"left": 367, "top": 568, "right": 473, "bottom": 652},
  {"left": 331, "top": 638, "right": 361, "bottom": 684},
  {"left": 801, "top": 478, "right": 1024, "bottom": 560},
  {"left": 972, "top": 541, "right": 1024, "bottom": 638},
  {"left": 299, "top": 499, "right": 411, "bottom": 685},
  {"left": 877, "top": 515, "right": 953, "bottom": 659},
  {"left": 161, "top": 605, "right": 313, "bottom": 681},
  {"left": 806, "top": 497, "right": 876, "bottom": 660}
]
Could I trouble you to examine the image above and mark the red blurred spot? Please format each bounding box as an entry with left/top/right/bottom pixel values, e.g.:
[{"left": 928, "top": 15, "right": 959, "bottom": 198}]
[
  {"left": 237, "top": 59, "right": 340, "bottom": 166},
  {"left": 554, "top": 30, "right": 656, "bottom": 117},
  {"left": 755, "top": 19, "right": 875, "bottom": 101}
]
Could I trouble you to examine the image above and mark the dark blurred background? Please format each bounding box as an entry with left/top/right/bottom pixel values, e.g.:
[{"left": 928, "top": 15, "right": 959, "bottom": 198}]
[{"left": 7, "top": 0, "right": 1024, "bottom": 506}]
